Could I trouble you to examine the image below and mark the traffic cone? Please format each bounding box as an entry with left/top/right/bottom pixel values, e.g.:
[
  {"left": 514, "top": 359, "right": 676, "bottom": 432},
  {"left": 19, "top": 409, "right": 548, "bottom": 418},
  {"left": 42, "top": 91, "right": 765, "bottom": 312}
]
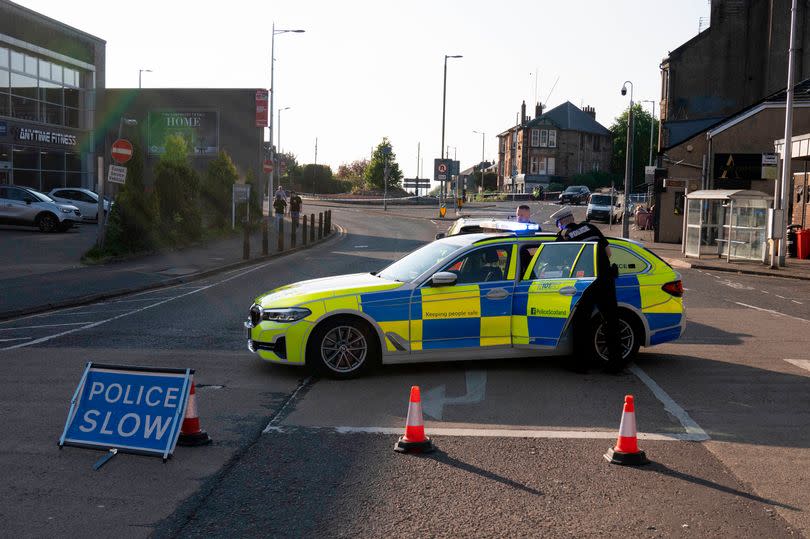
[
  {"left": 177, "top": 378, "right": 212, "bottom": 447},
  {"left": 604, "top": 395, "right": 649, "bottom": 465},
  {"left": 394, "top": 386, "right": 434, "bottom": 454}
]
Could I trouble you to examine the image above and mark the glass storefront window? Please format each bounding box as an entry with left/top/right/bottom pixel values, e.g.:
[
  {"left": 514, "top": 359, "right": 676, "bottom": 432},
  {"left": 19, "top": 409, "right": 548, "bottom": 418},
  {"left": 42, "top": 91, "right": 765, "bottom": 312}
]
[
  {"left": 13, "top": 169, "right": 38, "bottom": 189},
  {"left": 10, "top": 73, "right": 37, "bottom": 99},
  {"left": 64, "top": 87, "right": 79, "bottom": 108},
  {"left": 10, "top": 51, "right": 23, "bottom": 71},
  {"left": 11, "top": 95, "right": 38, "bottom": 121},
  {"left": 51, "top": 64, "right": 62, "bottom": 84},
  {"left": 24, "top": 55, "right": 37, "bottom": 76},
  {"left": 0, "top": 47, "right": 8, "bottom": 68},
  {"left": 66, "top": 172, "right": 83, "bottom": 187},
  {"left": 66, "top": 152, "right": 82, "bottom": 171},
  {"left": 40, "top": 80, "right": 63, "bottom": 105},
  {"left": 41, "top": 101, "right": 63, "bottom": 125},
  {"left": 13, "top": 146, "right": 38, "bottom": 169},
  {"left": 63, "top": 68, "right": 75, "bottom": 87},
  {"left": 0, "top": 68, "right": 8, "bottom": 90},
  {"left": 65, "top": 107, "right": 79, "bottom": 128},
  {"left": 42, "top": 170, "right": 64, "bottom": 191},
  {"left": 41, "top": 150, "right": 64, "bottom": 171},
  {"left": 0, "top": 92, "right": 9, "bottom": 116},
  {"left": 39, "top": 60, "right": 50, "bottom": 80}
]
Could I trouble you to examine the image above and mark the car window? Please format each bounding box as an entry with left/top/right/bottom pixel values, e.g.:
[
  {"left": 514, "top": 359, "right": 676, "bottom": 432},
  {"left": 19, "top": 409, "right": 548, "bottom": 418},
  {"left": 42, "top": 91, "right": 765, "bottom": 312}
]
[
  {"left": 442, "top": 245, "right": 512, "bottom": 284},
  {"left": 571, "top": 246, "right": 595, "bottom": 278},
  {"left": 378, "top": 240, "right": 464, "bottom": 282},
  {"left": 590, "top": 195, "right": 611, "bottom": 205},
  {"left": 518, "top": 244, "right": 540, "bottom": 281},
  {"left": 53, "top": 190, "right": 72, "bottom": 199},
  {"left": 77, "top": 192, "right": 96, "bottom": 203},
  {"left": 6, "top": 188, "right": 33, "bottom": 202},
  {"left": 609, "top": 246, "right": 650, "bottom": 275},
  {"left": 528, "top": 243, "right": 585, "bottom": 280}
]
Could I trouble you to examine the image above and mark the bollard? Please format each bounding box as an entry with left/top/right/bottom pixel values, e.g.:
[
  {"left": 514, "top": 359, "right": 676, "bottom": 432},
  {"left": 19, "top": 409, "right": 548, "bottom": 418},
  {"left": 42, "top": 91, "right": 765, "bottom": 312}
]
[
  {"left": 261, "top": 218, "right": 268, "bottom": 255},
  {"left": 277, "top": 217, "right": 284, "bottom": 252},
  {"left": 318, "top": 212, "right": 323, "bottom": 239},
  {"left": 302, "top": 215, "right": 308, "bottom": 245},
  {"left": 310, "top": 214, "right": 315, "bottom": 243},
  {"left": 243, "top": 220, "right": 250, "bottom": 260},
  {"left": 291, "top": 214, "right": 297, "bottom": 248},
  {"left": 325, "top": 210, "right": 331, "bottom": 234}
]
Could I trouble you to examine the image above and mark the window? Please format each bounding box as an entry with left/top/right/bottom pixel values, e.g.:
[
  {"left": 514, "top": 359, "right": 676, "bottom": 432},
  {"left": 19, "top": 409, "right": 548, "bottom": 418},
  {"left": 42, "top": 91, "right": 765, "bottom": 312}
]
[
  {"left": 24, "top": 55, "right": 37, "bottom": 76},
  {"left": 14, "top": 146, "right": 38, "bottom": 169},
  {"left": 519, "top": 245, "right": 539, "bottom": 280},
  {"left": 571, "top": 247, "right": 595, "bottom": 278},
  {"left": 548, "top": 130, "right": 557, "bottom": 148},
  {"left": 10, "top": 51, "right": 23, "bottom": 72},
  {"left": 540, "top": 129, "right": 548, "bottom": 147},
  {"left": 0, "top": 68, "right": 8, "bottom": 90},
  {"left": 609, "top": 246, "right": 650, "bottom": 275},
  {"left": 530, "top": 243, "right": 585, "bottom": 279},
  {"left": 538, "top": 157, "right": 547, "bottom": 175},
  {"left": 444, "top": 245, "right": 512, "bottom": 284},
  {"left": 531, "top": 129, "right": 539, "bottom": 147},
  {"left": 530, "top": 156, "right": 539, "bottom": 174},
  {"left": 0, "top": 47, "right": 8, "bottom": 69},
  {"left": 592, "top": 161, "right": 599, "bottom": 172},
  {"left": 547, "top": 157, "right": 556, "bottom": 176}
]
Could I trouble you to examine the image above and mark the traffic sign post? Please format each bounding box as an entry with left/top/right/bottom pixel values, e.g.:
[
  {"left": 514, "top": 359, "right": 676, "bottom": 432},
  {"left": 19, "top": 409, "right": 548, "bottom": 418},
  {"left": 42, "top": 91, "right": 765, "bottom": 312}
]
[
  {"left": 263, "top": 160, "right": 273, "bottom": 174},
  {"left": 111, "top": 139, "right": 133, "bottom": 164},
  {"left": 107, "top": 165, "right": 127, "bottom": 185},
  {"left": 232, "top": 184, "right": 251, "bottom": 229}
]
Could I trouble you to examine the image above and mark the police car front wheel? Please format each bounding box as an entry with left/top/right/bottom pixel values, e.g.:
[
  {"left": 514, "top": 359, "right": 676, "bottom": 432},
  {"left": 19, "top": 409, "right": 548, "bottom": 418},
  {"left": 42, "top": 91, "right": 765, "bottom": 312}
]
[{"left": 307, "top": 316, "right": 379, "bottom": 379}]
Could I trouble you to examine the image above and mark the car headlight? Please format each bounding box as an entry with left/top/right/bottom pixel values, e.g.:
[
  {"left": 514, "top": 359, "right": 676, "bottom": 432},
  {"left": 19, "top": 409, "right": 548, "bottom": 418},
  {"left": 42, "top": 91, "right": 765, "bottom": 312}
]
[
  {"left": 261, "top": 307, "right": 311, "bottom": 323},
  {"left": 60, "top": 207, "right": 72, "bottom": 213}
]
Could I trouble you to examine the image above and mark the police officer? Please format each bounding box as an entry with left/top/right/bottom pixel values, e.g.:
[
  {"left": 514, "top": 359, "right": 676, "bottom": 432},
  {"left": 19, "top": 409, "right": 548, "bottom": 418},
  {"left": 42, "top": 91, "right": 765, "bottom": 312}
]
[{"left": 549, "top": 206, "right": 623, "bottom": 372}]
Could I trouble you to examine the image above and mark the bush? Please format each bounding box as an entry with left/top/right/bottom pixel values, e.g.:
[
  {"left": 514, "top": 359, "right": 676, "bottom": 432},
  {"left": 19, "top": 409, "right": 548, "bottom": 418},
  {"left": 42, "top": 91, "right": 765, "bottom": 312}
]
[
  {"left": 154, "top": 135, "right": 201, "bottom": 244},
  {"left": 201, "top": 150, "right": 238, "bottom": 229}
]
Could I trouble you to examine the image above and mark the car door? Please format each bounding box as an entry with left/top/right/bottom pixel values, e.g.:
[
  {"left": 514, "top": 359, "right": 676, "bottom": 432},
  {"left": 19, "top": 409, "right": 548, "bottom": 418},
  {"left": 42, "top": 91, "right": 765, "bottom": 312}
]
[
  {"left": 414, "top": 242, "right": 516, "bottom": 350},
  {"left": 1, "top": 187, "right": 36, "bottom": 225},
  {"left": 512, "top": 241, "right": 597, "bottom": 349}
]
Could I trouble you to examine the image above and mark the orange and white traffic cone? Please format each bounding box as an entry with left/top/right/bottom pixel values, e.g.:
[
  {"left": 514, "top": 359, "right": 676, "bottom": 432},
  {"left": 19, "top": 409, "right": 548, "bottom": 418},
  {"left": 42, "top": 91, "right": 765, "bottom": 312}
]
[
  {"left": 394, "top": 385, "right": 434, "bottom": 454},
  {"left": 178, "top": 378, "right": 212, "bottom": 447},
  {"left": 604, "top": 394, "right": 649, "bottom": 465}
]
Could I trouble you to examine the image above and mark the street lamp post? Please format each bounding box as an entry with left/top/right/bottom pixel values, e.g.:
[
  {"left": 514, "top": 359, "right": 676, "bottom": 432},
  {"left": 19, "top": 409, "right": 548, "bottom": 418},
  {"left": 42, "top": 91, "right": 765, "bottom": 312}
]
[
  {"left": 265, "top": 23, "right": 304, "bottom": 253},
  {"left": 440, "top": 54, "right": 462, "bottom": 212},
  {"left": 473, "top": 130, "right": 485, "bottom": 193},
  {"left": 621, "top": 81, "right": 634, "bottom": 239},
  {"left": 277, "top": 106, "right": 290, "bottom": 155},
  {"left": 138, "top": 69, "right": 152, "bottom": 89},
  {"left": 641, "top": 100, "right": 656, "bottom": 167}
]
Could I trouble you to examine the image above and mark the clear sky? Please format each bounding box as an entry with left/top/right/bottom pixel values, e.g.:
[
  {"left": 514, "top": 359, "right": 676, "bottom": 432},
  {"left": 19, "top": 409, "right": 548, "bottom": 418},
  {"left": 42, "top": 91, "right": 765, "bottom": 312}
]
[{"left": 18, "top": 0, "right": 708, "bottom": 180}]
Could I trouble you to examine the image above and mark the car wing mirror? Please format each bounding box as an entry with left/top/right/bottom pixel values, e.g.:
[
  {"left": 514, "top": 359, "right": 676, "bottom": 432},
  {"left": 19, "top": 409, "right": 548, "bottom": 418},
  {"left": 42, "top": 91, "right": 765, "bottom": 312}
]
[
  {"left": 430, "top": 271, "right": 457, "bottom": 287},
  {"left": 435, "top": 233, "right": 446, "bottom": 240}
]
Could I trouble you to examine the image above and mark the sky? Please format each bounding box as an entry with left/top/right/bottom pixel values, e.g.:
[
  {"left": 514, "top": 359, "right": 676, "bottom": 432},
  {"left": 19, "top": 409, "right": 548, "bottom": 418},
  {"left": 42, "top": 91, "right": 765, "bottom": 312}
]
[{"left": 17, "top": 0, "right": 709, "bottom": 180}]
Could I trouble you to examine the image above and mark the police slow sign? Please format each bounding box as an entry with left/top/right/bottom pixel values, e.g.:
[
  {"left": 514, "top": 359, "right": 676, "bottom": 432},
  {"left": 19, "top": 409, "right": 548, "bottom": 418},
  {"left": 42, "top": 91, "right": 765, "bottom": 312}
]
[{"left": 59, "top": 364, "right": 192, "bottom": 461}]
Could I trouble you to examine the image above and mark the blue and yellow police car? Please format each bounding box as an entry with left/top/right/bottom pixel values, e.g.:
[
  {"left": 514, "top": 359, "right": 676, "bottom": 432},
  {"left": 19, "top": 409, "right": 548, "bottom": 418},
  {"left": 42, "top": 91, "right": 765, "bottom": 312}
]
[{"left": 245, "top": 223, "right": 685, "bottom": 378}]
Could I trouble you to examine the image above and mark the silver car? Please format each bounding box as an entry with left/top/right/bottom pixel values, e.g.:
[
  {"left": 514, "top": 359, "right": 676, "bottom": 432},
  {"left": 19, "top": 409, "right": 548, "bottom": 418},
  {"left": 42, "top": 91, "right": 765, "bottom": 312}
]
[
  {"left": 48, "top": 187, "right": 111, "bottom": 221},
  {"left": 0, "top": 185, "right": 82, "bottom": 232}
]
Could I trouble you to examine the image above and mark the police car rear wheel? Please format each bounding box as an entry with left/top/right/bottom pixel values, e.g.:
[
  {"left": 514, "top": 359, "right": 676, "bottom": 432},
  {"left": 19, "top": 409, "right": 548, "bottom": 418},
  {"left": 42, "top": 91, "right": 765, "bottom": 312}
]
[
  {"left": 308, "top": 317, "right": 378, "bottom": 379},
  {"left": 591, "top": 315, "right": 639, "bottom": 372}
]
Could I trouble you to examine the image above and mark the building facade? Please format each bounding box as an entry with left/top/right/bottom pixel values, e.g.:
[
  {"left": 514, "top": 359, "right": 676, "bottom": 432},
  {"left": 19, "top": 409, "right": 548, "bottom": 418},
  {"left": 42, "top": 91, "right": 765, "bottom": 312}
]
[
  {"left": 497, "top": 101, "right": 612, "bottom": 192},
  {"left": 101, "top": 89, "right": 265, "bottom": 188},
  {"left": 0, "top": 0, "right": 105, "bottom": 191},
  {"left": 660, "top": 0, "right": 810, "bottom": 149}
]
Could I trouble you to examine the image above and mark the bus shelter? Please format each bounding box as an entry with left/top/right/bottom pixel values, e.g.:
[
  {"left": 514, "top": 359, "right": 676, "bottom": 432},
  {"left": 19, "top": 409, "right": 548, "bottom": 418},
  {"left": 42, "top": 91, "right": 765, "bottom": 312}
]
[{"left": 684, "top": 190, "right": 772, "bottom": 262}]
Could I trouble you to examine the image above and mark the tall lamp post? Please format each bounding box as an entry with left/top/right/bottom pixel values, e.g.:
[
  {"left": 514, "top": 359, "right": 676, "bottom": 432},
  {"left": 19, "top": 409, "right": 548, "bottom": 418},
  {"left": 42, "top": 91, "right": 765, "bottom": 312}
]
[
  {"left": 473, "top": 130, "right": 485, "bottom": 193},
  {"left": 641, "top": 100, "right": 656, "bottom": 167},
  {"left": 277, "top": 106, "right": 291, "bottom": 155},
  {"left": 440, "top": 54, "right": 462, "bottom": 211},
  {"left": 138, "top": 69, "right": 152, "bottom": 89},
  {"left": 621, "top": 81, "right": 634, "bottom": 239},
  {"left": 265, "top": 23, "right": 304, "bottom": 253}
]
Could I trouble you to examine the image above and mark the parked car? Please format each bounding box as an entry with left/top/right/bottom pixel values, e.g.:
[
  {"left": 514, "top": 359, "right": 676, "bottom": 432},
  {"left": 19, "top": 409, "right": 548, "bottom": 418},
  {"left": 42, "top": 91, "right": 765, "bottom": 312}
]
[
  {"left": 558, "top": 185, "right": 591, "bottom": 205},
  {"left": 245, "top": 230, "right": 685, "bottom": 378},
  {"left": 586, "top": 193, "right": 623, "bottom": 223},
  {"left": 48, "top": 188, "right": 111, "bottom": 221},
  {"left": 0, "top": 185, "right": 82, "bottom": 232}
]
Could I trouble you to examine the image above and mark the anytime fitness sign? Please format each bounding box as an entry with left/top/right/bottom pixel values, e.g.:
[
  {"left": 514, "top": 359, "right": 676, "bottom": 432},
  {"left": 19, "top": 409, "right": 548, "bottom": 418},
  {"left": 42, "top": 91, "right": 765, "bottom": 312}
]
[{"left": 147, "top": 110, "right": 219, "bottom": 157}]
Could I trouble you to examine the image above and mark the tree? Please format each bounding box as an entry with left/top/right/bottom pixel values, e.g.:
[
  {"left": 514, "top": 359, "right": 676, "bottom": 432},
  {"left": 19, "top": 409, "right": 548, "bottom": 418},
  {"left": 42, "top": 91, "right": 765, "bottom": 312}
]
[
  {"left": 610, "top": 103, "right": 659, "bottom": 192},
  {"left": 154, "top": 134, "right": 202, "bottom": 243},
  {"left": 300, "top": 164, "right": 337, "bottom": 193},
  {"left": 337, "top": 159, "right": 369, "bottom": 181},
  {"left": 201, "top": 150, "right": 238, "bottom": 229},
  {"left": 364, "top": 138, "right": 403, "bottom": 191}
]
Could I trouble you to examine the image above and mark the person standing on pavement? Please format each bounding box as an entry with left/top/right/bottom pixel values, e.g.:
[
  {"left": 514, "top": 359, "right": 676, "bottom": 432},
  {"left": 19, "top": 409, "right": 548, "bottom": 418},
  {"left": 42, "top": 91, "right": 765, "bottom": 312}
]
[
  {"left": 289, "top": 190, "right": 302, "bottom": 227},
  {"left": 550, "top": 206, "right": 623, "bottom": 372},
  {"left": 273, "top": 190, "right": 287, "bottom": 231}
]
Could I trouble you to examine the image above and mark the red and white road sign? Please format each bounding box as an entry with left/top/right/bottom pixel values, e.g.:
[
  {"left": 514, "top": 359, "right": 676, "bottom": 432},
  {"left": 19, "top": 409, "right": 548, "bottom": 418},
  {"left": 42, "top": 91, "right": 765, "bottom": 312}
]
[
  {"left": 263, "top": 160, "right": 273, "bottom": 174},
  {"left": 111, "top": 139, "right": 133, "bottom": 164}
]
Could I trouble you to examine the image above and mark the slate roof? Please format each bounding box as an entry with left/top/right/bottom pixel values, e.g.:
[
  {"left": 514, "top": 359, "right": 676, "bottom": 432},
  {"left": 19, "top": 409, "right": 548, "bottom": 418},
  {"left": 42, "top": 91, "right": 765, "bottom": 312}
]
[{"left": 527, "top": 101, "right": 611, "bottom": 136}]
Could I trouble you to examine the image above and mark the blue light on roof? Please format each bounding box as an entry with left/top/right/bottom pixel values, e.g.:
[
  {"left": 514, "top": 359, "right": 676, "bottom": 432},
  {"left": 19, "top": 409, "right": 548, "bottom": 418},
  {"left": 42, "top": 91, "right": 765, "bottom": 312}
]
[{"left": 491, "top": 221, "right": 541, "bottom": 235}]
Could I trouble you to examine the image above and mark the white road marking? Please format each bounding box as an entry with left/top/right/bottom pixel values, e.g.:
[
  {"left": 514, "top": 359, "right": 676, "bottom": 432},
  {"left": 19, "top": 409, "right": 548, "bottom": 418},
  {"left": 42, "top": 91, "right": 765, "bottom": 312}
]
[
  {"left": 430, "top": 220, "right": 437, "bottom": 224},
  {"left": 784, "top": 359, "right": 810, "bottom": 372},
  {"left": 48, "top": 310, "right": 132, "bottom": 315},
  {"left": 353, "top": 245, "right": 368, "bottom": 248},
  {"left": 0, "top": 337, "right": 32, "bottom": 343},
  {"left": 734, "top": 302, "right": 810, "bottom": 323},
  {"left": 263, "top": 425, "right": 703, "bottom": 441},
  {"left": 792, "top": 300, "right": 803, "bottom": 304},
  {"left": 0, "top": 322, "right": 91, "bottom": 331},
  {"left": 100, "top": 297, "right": 180, "bottom": 303},
  {"left": 422, "top": 370, "right": 487, "bottom": 420},
  {"left": 775, "top": 295, "right": 786, "bottom": 299},
  {"left": 761, "top": 290, "right": 770, "bottom": 294},
  {"left": 629, "top": 365, "right": 709, "bottom": 441},
  {"left": 0, "top": 261, "right": 278, "bottom": 351}
]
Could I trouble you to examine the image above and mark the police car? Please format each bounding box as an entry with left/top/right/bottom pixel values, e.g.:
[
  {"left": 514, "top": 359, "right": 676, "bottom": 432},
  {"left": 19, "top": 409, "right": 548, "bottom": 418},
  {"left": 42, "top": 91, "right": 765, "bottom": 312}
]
[
  {"left": 435, "top": 217, "right": 538, "bottom": 239},
  {"left": 245, "top": 222, "right": 685, "bottom": 379}
]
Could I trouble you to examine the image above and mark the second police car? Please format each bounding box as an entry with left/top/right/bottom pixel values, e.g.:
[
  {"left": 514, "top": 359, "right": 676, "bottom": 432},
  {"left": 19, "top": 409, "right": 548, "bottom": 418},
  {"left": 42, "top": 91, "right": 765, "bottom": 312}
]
[{"left": 245, "top": 221, "right": 684, "bottom": 378}]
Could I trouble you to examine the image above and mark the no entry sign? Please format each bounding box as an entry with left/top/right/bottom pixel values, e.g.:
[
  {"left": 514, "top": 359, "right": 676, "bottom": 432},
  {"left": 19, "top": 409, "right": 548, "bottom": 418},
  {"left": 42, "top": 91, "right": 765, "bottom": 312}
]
[
  {"left": 111, "top": 139, "right": 133, "bottom": 164},
  {"left": 263, "top": 160, "right": 273, "bottom": 173},
  {"left": 59, "top": 363, "right": 192, "bottom": 460}
]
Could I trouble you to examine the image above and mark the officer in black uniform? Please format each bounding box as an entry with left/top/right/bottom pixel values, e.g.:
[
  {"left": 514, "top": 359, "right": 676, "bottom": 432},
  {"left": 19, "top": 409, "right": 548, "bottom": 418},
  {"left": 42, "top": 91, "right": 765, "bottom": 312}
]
[{"left": 550, "top": 206, "right": 623, "bottom": 372}]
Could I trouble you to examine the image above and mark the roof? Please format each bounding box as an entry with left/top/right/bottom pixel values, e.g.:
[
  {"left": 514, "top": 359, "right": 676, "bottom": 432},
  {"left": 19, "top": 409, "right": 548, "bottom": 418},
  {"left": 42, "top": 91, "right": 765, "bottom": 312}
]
[
  {"left": 527, "top": 101, "right": 611, "bottom": 136},
  {"left": 686, "top": 189, "right": 772, "bottom": 200}
]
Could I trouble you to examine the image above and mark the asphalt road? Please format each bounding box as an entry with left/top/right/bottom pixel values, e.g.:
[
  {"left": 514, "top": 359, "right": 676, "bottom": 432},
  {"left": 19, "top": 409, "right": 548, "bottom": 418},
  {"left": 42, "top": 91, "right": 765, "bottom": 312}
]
[{"left": 1, "top": 203, "right": 807, "bottom": 538}]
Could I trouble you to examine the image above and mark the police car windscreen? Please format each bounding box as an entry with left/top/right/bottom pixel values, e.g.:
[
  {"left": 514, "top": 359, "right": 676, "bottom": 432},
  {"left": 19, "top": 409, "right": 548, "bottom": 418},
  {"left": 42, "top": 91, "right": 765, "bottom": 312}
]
[{"left": 378, "top": 241, "right": 463, "bottom": 282}]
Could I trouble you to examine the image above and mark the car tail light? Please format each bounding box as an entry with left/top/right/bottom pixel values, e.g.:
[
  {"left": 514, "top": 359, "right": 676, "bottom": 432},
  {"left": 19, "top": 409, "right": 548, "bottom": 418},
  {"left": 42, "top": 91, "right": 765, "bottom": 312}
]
[{"left": 662, "top": 280, "right": 684, "bottom": 297}]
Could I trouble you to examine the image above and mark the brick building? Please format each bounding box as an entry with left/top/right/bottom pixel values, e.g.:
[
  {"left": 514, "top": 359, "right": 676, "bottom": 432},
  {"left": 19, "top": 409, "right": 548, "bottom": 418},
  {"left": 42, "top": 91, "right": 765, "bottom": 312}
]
[{"left": 497, "top": 101, "right": 612, "bottom": 193}]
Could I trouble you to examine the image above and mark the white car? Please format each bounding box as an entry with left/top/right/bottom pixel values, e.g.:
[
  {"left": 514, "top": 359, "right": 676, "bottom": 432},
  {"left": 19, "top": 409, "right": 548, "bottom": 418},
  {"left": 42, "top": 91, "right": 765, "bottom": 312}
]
[
  {"left": 0, "top": 185, "right": 82, "bottom": 232},
  {"left": 47, "top": 188, "right": 111, "bottom": 221},
  {"left": 586, "top": 193, "right": 623, "bottom": 223}
]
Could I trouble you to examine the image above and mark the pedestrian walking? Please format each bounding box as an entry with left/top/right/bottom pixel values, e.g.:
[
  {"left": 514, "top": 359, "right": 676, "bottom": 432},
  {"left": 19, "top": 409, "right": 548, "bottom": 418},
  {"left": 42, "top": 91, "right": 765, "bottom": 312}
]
[
  {"left": 550, "top": 206, "right": 623, "bottom": 372},
  {"left": 289, "top": 190, "right": 302, "bottom": 227},
  {"left": 273, "top": 191, "right": 287, "bottom": 231}
]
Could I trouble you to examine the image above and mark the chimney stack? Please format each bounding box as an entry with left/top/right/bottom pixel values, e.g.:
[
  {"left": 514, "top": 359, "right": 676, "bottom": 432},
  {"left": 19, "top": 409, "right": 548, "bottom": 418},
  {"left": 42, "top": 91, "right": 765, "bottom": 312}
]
[
  {"left": 521, "top": 100, "right": 527, "bottom": 125},
  {"left": 535, "top": 102, "right": 544, "bottom": 118},
  {"left": 583, "top": 105, "right": 596, "bottom": 120}
]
